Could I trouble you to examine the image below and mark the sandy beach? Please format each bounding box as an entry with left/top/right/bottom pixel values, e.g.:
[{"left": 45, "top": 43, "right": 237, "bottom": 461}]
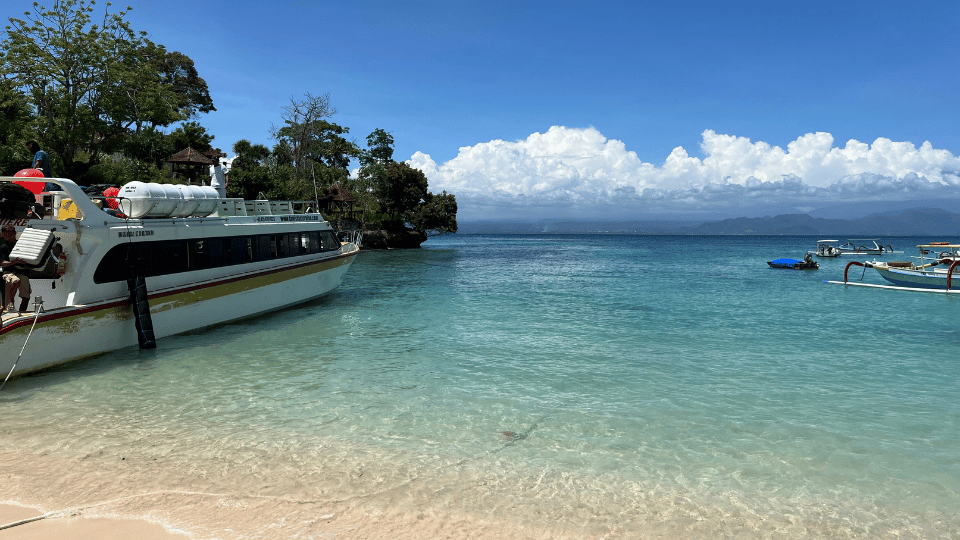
[
  {"left": 0, "top": 503, "right": 189, "bottom": 539},
  {"left": 0, "top": 451, "right": 581, "bottom": 540}
]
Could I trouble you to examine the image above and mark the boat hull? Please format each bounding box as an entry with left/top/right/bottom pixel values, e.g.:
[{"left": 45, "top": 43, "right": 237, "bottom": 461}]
[
  {"left": 873, "top": 266, "right": 955, "bottom": 289},
  {"left": 768, "top": 258, "right": 819, "bottom": 270},
  {"left": 0, "top": 249, "right": 357, "bottom": 377}
]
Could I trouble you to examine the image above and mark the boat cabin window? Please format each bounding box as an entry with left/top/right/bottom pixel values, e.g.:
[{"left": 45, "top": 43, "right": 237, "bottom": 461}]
[
  {"left": 271, "top": 236, "right": 279, "bottom": 258},
  {"left": 187, "top": 238, "right": 224, "bottom": 270},
  {"left": 93, "top": 229, "right": 343, "bottom": 284},
  {"left": 224, "top": 237, "right": 252, "bottom": 265},
  {"left": 257, "top": 236, "right": 273, "bottom": 260},
  {"left": 243, "top": 237, "right": 254, "bottom": 262},
  {"left": 206, "top": 238, "right": 224, "bottom": 267},
  {"left": 320, "top": 231, "right": 340, "bottom": 251},
  {"left": 189, "top": 239, "right": 206, "bottom": 269}
]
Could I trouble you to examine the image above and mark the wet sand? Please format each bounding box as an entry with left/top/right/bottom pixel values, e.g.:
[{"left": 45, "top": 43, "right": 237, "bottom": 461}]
[
  {"left": 0, "top": 451, "right": 583, "bottom": 540},
  {"left": 2, "top": 447, "right": 939, "bottom": 539},
  {"left": 0, "top": 504, "right": 190, "bottom": 539}
]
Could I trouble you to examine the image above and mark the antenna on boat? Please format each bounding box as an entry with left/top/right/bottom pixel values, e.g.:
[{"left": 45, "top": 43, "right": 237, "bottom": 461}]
[{"left": 310, "top": 161, "right": 320, "bottom": 214}]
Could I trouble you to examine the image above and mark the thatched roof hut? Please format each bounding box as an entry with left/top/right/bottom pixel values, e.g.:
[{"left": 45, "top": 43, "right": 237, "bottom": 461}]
[
  {"left": 165, "top": 147, "right": 215, "bottom": 184},
  {"left": 318, "top": 183, "right": 358, "bottom": 221}
]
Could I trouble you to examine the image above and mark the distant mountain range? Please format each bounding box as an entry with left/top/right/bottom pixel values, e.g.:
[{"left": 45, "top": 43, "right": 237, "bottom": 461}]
[
  {"left": 686, "top": 208, "right": 960, "bottom": 236},
  {"left": 457, "top": 207, "right": 960, "bottom": 236}
]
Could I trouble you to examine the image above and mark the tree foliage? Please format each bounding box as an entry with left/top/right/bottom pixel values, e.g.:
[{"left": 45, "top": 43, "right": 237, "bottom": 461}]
[
  {"left": 0, "top": 78, "right": 31, "bottom": 173},
  {"left": 407, "top": 191, "right": 458, "bottom": 236},
  {"left": 362, "top": 128, "right": 394, "bottom": 165},
  {"left": 227, "top": 139, "right": 273, "bottom": 200},
  {"left": 1, "top": 2, "right": 457, "bottom": 240},
  {"left": 0, "top": 0, "right": 215, "bottom": 178},
  {"left": 272, "top": 93, "right": 359, "bottom": 201},
  {"left": 353, "top": 128, "right": 458, "bottom": 236},
  {"left": 157, "top": 50, "right": 216, "bottom": 119},
  {"left": 123, "top": 125, "right": 169, "bottom": 166},
  {"left": 168, "top": 121, "right": 214, "bottom": 153},
  {"left": 376, "top": 161, "right": 428, "bottom": 221}
]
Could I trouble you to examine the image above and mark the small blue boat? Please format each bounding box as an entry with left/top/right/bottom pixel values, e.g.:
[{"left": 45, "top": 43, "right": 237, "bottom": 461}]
[{"left": 767, "top": 255, "right": 819, "bottom": 270}]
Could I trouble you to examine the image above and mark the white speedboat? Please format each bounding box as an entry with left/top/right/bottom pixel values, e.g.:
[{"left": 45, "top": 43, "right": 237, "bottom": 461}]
[
  {"left": 0, "top": 177, "right": 361, "bottom": 380},
  {"left": 813, "top": 239, "right": 842, "bottom": 257}
]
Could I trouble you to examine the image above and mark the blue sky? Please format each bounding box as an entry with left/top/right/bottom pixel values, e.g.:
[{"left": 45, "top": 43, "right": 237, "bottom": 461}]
[{"left": 117, "top": 0, "right": 960, "bottom": 221}]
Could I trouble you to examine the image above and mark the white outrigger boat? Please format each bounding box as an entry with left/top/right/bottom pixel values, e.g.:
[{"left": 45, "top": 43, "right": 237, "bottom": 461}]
[
  {"left": 835, "top": 239, "right": 901, "bottom": 256},
  {"left": 830, "top": 243, "right": 960, "bottom": 292},
  {"left": 812, "top": 239, "right": 901, "bottom": 260},
  {"left": 0, "top": 176, "right": 360, "bottom": 380}
]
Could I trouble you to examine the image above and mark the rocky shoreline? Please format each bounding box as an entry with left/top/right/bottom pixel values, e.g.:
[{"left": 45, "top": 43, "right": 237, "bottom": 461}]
[{"left": 360, "top": 228, "right": 428, "bottom": 249}]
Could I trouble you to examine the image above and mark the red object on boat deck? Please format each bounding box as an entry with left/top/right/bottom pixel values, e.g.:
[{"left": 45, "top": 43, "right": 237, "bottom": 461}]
[
  {"left": 14, "top": 168, "right": 44, "bottom": 178},
  {"left": 12, "top": 169, "right": 45, "bottom": 194},
  {"left": 103, "top": 186, "right": 120, "bottom": 209},
  {"left": 12, "top": 181, "right": 44, "bottom": 194}
]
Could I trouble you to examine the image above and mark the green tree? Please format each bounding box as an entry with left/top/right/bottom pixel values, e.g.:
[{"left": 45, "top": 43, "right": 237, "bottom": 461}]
[
  {"left": 351, "top": 128, "right": 393, "bottom": 225},
  {"left": 376, "top": 161, "right": 428, "bottom": 225},
  {"left": 353, "top": 128, "right": 457, "bottom": 236},
  {"left": 308, "top": 120, "right": 359, "bottom": 199},
  {"left": 99, "top": 39, "right": 181, "bottom": 143},
  {"left": 157, "top": 50, "right": 215, "bottom": 119},
  {"left": 374, "top": 162, "right": 458, "bottom": 235},
  {"left": 271, "top": 92, "right": 335, "bottom": 193},
  {"left": 272, "top": 93, "right": 359, "bottom": 201},
  {"left": 363, "top": 128, "right": 394, "bottom": 165},
  {"left": 2, "top": 0, "right": 141, "bottom": 173},
  {"left": 80, "top": 154, "right": 169, "bottom": 186},
  {"left": 1, "top": 0, "right": 214, "bottom": 177},
  {"left": 227, "top": 139, "right": 273, "bottom": 200},
  {"left": 262, "top": 141, "right": 297, "bottom": 199},
  {"left": 168, "top": 121, "right": 214, "bottom": 153},
  {"left": 406, "top": 191, "right": 458, "bottom": 235},
  {"left": 122, "top": 125, "right": 171, "bottom": 168},
  {"left": 0, "top": 78, "right": 31, "bottom": 173}
]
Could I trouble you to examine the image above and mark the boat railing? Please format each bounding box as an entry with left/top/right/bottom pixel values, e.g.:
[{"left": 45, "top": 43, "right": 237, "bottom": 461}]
[
  {"left": 2, "top": 178, "right": 347, "bottom": 231},
  {"left": 338, "top": 229, "right": 363, "bottom": 248}
]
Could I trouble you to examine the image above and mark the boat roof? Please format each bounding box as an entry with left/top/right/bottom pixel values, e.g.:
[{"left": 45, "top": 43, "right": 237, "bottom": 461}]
[
  {"left": 918, "top": 243, "right": 960, "bottom": 248},
  {"left": 1, "top": 176, "right": 113, "bottom": 224},
  {"left": 817, "top": 239, "right": 839, "bottom": 243}
]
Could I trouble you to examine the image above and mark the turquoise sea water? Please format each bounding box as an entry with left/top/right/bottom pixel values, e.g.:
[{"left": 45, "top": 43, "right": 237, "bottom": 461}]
[{"left": 1, "top": 234, "right": 959, "bottom": 538}]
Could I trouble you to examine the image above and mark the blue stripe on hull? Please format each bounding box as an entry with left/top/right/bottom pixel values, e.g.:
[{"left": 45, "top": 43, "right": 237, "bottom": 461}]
[{"left": 876, "top": 268, "right": 950, "bottom": 289}]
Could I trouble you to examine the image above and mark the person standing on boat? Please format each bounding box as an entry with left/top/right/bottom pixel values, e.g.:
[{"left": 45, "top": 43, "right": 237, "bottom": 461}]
[
  {"left": 0, "top": 225, "right": 30, "bottom": 313},
  {"left": 26, "top": 141, "right": 52, "bottom": 178},
  {"left": 210, "top": 160, "right": 227, "bottom": 198}
]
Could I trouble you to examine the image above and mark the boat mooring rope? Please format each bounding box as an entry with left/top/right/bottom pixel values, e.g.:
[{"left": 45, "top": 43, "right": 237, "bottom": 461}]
[{"left": 0, "top": 300, "right": 44, "bottom": 391}]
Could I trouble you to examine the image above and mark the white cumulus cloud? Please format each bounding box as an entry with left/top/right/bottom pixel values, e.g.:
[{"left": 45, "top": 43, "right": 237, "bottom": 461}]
[{"left": 406, "top": 126, "right": 960, "bottom": 219}]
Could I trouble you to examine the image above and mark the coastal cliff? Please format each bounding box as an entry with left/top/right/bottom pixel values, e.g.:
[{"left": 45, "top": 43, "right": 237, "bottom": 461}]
[{"left": 361, "top": 228, "right": 427, "bottom": 249}]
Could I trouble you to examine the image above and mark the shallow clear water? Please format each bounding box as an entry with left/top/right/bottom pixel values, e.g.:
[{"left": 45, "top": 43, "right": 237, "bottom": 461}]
[{"left": 1, "top": 234, "right": 958, "bottom": 538}]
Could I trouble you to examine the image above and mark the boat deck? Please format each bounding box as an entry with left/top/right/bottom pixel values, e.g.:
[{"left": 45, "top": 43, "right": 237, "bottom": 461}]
[{"left": 1, "top": 310, "right": 39, "bottom": 325}]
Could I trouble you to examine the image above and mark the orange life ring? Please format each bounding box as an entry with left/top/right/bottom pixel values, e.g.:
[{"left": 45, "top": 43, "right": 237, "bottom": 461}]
[{"left": 929, "top": 242, "right": 950, "bottom": 245}]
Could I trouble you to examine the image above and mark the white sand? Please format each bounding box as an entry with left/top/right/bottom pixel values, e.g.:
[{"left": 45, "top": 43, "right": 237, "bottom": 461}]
[
  {"left": 0, "top": 451, "right": 588, "bottom": 539},
  {"left": 0, "top": 504, "right": 190, "bottom": 539}
]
